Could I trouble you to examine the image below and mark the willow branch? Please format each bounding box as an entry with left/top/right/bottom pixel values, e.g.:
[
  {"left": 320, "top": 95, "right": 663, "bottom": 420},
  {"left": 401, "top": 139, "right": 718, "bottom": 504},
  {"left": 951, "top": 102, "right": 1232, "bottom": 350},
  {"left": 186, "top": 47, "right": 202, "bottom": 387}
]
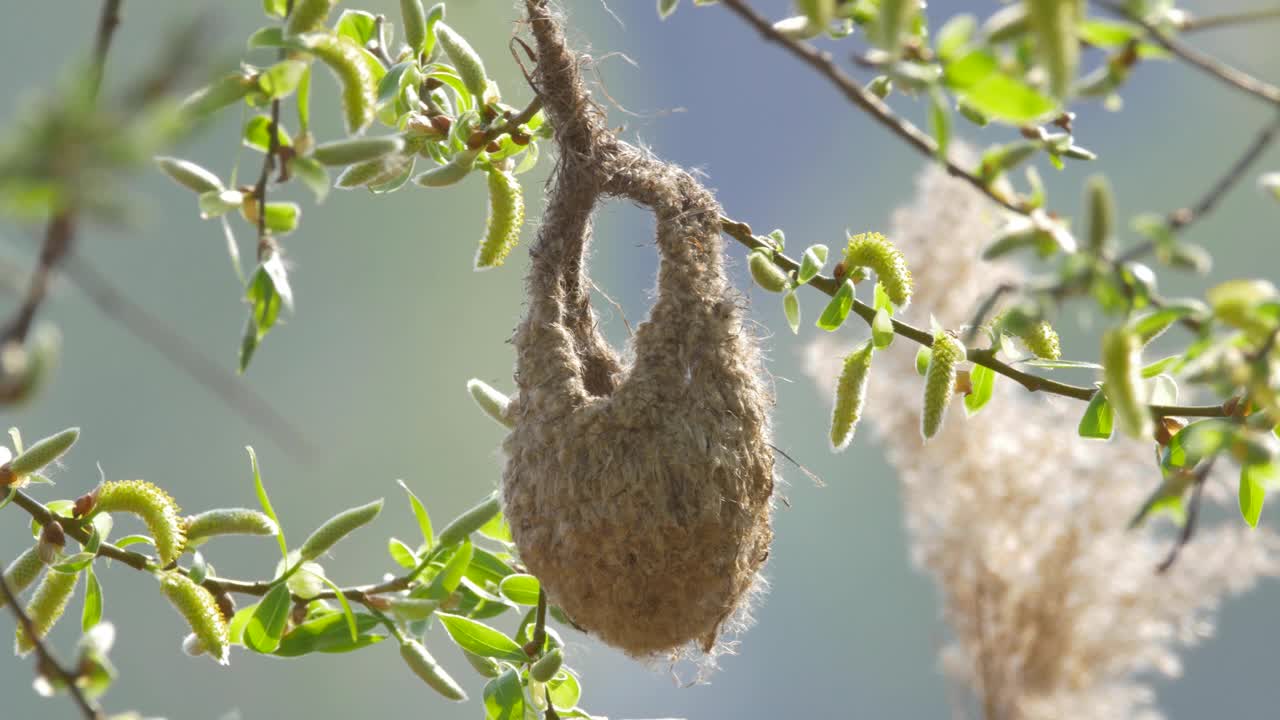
[
  {"left": 0, "top": 571, "right": 103, "bottom": 720},
  {"left": 1096, "top": 0, "right": 1280, "bottom": 107},
  {"left": 718, "top": 216, "right": 1226, "bottom": 419},
  {"left": 1177, "top": 6, "right": 1280, "bottom": 34},
  {"left": 716, "top": 0, "right": 1024, "bottom": 215}
]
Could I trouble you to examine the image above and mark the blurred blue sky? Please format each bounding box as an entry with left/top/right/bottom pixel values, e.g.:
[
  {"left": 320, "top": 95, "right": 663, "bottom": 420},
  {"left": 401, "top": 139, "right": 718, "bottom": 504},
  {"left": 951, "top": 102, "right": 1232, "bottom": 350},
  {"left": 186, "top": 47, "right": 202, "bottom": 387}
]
[{"left": 2, "top": 1, "right": 1279, "bottom": 718}]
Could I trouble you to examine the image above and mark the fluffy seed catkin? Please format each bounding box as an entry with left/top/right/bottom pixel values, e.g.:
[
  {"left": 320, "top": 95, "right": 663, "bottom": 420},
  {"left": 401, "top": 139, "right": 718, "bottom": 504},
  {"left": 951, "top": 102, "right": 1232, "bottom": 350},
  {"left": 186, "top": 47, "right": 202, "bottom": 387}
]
[
  {"left": 922, "top": 331, "right": 965, "bottom": 439},
  {"left": 830, "top": 341, "right": 874, "bottom": 451},
  {"left": 475, "top": 169, "right": 525, "bottom": 269},
  {"left": 502, "top": 1, "right": 775, "bottom": 660},
  {"left": 95, "top": 480, "right": 186, "bottom": 566},
  {"left": 15, "top": 569, "right": 77, "bottom": 656},
  {"left": 842, "top": 232, "right": 913, "bottom": 308},
  {"left": 160, "top": 572, "right": 230, "bottom": 665}
]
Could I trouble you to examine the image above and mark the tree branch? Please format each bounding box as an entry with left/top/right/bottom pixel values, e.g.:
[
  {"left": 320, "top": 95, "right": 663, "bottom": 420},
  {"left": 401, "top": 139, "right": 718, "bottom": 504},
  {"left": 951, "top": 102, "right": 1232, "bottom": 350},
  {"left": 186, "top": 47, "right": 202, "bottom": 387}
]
[
  {"left": 717, "top": 216, "right": 1226, "bottom": 419},
  {"left": 1096, "top": 0, "right": 1280, "bottom": 107},
  {"left": 0, "top": 565, "right": 103, "bottom": 720},
  {"left": 716, "top": 0, "right": 1024, "bottom": 215},
  {"left": 1177, "top": 6, "right": 1280, "bottom": 34}
]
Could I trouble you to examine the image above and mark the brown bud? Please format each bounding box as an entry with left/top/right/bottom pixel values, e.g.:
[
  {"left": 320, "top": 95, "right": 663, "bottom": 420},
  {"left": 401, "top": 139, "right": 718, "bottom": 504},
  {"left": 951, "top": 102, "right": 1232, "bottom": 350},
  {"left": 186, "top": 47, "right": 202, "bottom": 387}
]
[
  {"left": 1052, "top": 112, "right": 1074, "bottom": 132},
  {"left": 364, "top": 594, "right": 391, "bottom": 611},
  {"left": 0, "top": 464, "right": 15, "bottom": 487},
  {"left": 38, "top": 521, "right": 66, "bottom": 565},
  {"left": 290, "top": 600, "right": 309, "bottom": 627},
  {"left": 955, "top": 369, "right": 973, "bottom": 396},
  {"left": 510, "top": 131, "right": 531, "bottom": 146},
  {"left": 1019, "top": 125, "right": 1042, "bottom": 140},
  {"left": 832, "top": 261, "right": 847, "bottom": 280},
  {"left": 1155, "top": 416, "right": 1186, "bottom": 446},
  {"left": 465, "top": 131, "right": 488, "bottom": 150},
  {"left": 480, "top": 105, "right": 498, "bottom": 123},
  {"left": 214, "top": 590, "right": 235, "bottom": 622},
  {"left": 423, "top": 77, "right": 443, "bottom": 91},
  {"left": 485, "top": 140, "right": 501, "bottom": 153},
  {"left": 73, "top": 486, "right": 100, "bottom": 518},
  {"left": 429, "top": 115, "right": 453, "bottom": 134}
]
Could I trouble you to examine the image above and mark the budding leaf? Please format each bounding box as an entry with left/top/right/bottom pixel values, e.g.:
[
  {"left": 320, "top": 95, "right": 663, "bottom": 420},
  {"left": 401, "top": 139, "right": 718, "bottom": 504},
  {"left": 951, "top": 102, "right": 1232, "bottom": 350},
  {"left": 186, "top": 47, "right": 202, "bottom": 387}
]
[
  {"left": 483, "top": 667, "right": 526, "bottom": 720},
  {"left": 796, "top": 244, "right": 828, "bottom": 285},
  {"left": 497, "top": 574, "right": 541, "bottom": 606},
  {"left": 81, "top": 567, "right": 103, "bottom": 631},
  {"left": 816, "top": 280, "right": 856, "bottom": 331},
  {"left": 1077, "top": 391, "right": 1115, "bottom": 439},
  {"left": 1239, "top": 464, "right": 1269, "bottom": 528},
  {"left": 397, "top": 479, "right": 434, "bottom": 549},
  {"left": 964, "top": 363, "right": 995, "bottom": 416},
  {"left": 784, "top": 290, "right": 801, "bottom": 334}
]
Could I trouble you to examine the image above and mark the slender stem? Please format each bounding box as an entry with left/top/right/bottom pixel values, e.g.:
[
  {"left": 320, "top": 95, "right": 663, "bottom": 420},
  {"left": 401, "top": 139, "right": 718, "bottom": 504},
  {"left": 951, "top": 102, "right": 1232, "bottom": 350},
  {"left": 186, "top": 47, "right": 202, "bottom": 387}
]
[
  {"left": 0, "top": 0, "right": 123, "bottom": 347},
  {"left": 1116, "top": 110, "right": 1280, "bottom": 264},
  {"left": 1096, "top": 0, "right": 1280, "bottom": 107},
  {"left": 1178, "top": 6, "right": 1280, "bottom": 34},
  {"left": 716, "top": 0, "right": 1024, "bottom": 215},
  {"left": 0, "top": 566, "right": 103, "bottom": 719},
  {"left": 717, "top": 216, "right": 1226, "bottom": 419},
  {"left": 480, "top": 98, "right": 544, "bottom": 147},
  {"left": 253, "top": 0, "right": 294, "bottom": 261},
  {"left": 531, "top": 589, "right": 547, "bottom": 653}
]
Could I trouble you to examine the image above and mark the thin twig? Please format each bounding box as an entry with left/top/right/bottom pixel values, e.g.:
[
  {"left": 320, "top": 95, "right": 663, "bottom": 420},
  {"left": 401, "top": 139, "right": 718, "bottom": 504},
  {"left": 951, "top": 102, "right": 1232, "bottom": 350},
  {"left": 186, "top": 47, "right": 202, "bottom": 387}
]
[
  {"left": 1, "top": 0, "right": 124, "bottom": 347},
  {"left": 1178, "top": 6, "right": 1280, "bottom": 34},
  {"left": 62, "top": 257, "right": 316, "bottom": 464},
  {"left": 1156, "top": 456, "right": 1215, "bottom": 573},
  {"left": 0, "top": 564, "right": 103, "bottom": 720},
  {"left": 717, "top": 215, "right": 1226, "bottom": 419},
  {"left": 1117, "top": 110, "right": 1280, "bottom": 264},
  {"left": 716, "top": 0, "right": 1024, "bottom": 215},
  {"left": 1096, "top": 0, "right": 1280, "bottom": 107}
]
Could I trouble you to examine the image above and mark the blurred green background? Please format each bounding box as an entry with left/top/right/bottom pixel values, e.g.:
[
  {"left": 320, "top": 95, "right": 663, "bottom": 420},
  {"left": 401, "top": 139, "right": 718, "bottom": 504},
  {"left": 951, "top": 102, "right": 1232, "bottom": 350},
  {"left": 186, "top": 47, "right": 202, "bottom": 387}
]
[{"left": 2, "top": 1, "right": 1278, "bottom": 718}]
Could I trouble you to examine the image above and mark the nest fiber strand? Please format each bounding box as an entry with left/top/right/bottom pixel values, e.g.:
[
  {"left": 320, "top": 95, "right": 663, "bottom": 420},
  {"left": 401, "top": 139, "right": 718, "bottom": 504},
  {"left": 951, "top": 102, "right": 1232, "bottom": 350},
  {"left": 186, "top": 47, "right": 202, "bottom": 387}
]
[{"left": 501, "top": 0, "right": 776, "bottom": 658}]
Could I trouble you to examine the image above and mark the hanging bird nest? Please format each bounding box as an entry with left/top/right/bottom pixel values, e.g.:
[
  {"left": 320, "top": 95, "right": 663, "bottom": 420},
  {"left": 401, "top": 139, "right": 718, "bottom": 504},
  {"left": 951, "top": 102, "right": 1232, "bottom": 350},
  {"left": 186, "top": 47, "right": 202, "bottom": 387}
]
[{"left": 500, "top": 0, "right": 776, "bottom": 660}]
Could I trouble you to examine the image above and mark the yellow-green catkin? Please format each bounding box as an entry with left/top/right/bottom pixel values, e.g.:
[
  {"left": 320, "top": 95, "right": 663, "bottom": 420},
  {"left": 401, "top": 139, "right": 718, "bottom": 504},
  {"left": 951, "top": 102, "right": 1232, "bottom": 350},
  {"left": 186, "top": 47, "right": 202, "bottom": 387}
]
[
  {"left": 96, "top": 480, "right": 186, "bottom": 566},
  {"left": 299, "top": 33, "right": 377, "bottom": 133},
  {"left": 922, "top": 331, "right": 966, "bottom": 439},
  {"left": 0, "top": 547, "right": 45, "bottom": 608},
  {"left": 15, "top": 569, "right": 78, "bottom": 656},
  {"left": 1019, "top": 319, "right": 1062, "bottom": 360},
  {"left": 530, "top": 647, "right": 563, "bottom": 683},
  {"left": 842, "top": 232, "right": 913, "bottom": 308},
  {"left": 400, "top": 0, "right": 428, "bottom": 55},
  {"left": 1026, "top": 0, "right": 1079, "bottom": 100},
  {"left": 1102, "top": 327, "right": 1153, "bottom": 439},
  {"left": 830, "top": 341, "right": 874, "bottom": 451},
  {"left": 434, "top": 22, "right": 489, "bottom": 100},
  {"left": 475, "top": 169, "right": 526, "bottom": 269},
  {"left": 160, "top": 571, "right": 230, "bottom": 665},
  {"left": 415, "top": 148, "right": 480, "bottom": 187},
  {"left": 435, "top": 494, "right": 501, "bottom": 548},
  {"left": 400, "top": 639, "right": 468, "bottom": 701},
  {"left": 748, "top": 250, "right": 790, "bottom": 293}
]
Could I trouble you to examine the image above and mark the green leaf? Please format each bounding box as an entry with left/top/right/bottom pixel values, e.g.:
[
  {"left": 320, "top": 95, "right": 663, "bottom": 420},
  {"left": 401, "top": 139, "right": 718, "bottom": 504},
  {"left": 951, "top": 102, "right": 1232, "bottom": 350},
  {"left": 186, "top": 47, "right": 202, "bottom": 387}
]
[
  {"left": 335, "top": 10, "right": 378, "bottom": 45},
  {"left": 263, "top": 0, "right": 288, "bottom": 17},
  {"left": 928, "top": 86, "right": 950, "bottom": 162},
  {"left": 258, "top": 59, "right": 309, "bottom": 99},
  {"left": 497, "top": 574, "right": 540, "bottom": 606},
  {"left": 1077, "top": 391, "right": 1114, "bottom": 439},
  {"left": 438, "top": 613, "right": 529, "bottom": 663},
  {"left": 872, "top": 307, "right": 894, "bottom": 348},
  {"left": 482, "top": 668, "right": 525, "bottom": 720},
  {"left": 1077, "top": 19, "right": 1139, "bottom": 48},
  {"left": 816, "top": 280, "right": 855, "bottom": 331},
  {"left": 658, "top": 0, "right": 680, "bottom": 20},
  {"left": 944, "top": 49, "right": 1055, "bottom": 123},
  {"left": 784, "top": 290, "right": 801, "bottom": 334},
  {"left": 247, "top": 446, "right": 288, "bottom": 561},
  {"left": 244, "top": 582, "right": 292, "bottom": 653},
  {"left": 464, "top": 546, "right": 517, "bottom": 588},
  {"left": 935, "top": 13, "right": 975, "bottom": 62},
  {"left": 307, "top": 570, "right": 360, "bottom": 643},
  {"left": 964, "top": 363, "right": 995, "bottom": 416},
  {"left": 873, "top": 282, "right": 894, "bottom": 314},
  {"left": 388, "top": 538, "right": 418, "bottom": 568},
  {"left": 243, "top": 115, "right": 293, "bottom": 152},
  {"left": 274, "top": 611, "right": 386, "bottom": 657},
  {"left": 477, "top": 511, "right": 512, "bottom": 543},
  {"left": 1240, "top": 464, "right": 1268, "bottom": 528},
  {"left": 228, "top": 602, "right": 256, "bottom": 645},
  {"left": 397, "top": 479, "right": 434, "bottom": 549},
  {"left": 1163, "top": 420, "right": 1233, "bottom": 470},
  {"left": 199, "top": 189, "right": 244, "bottom": 219},
  {"left": 81, "top": 567, "right": 103, "bottom": 631},
  {"left": 547, "top": 668, "right": 582, "bottom": 710},
  {"left": 1022, "top": 359, "right": 1103, "bottom": 370},
  {"left": 424, "top": 539, "right": 473, "bottom": 599},
  {"left": 796, "top": 244, "right": 828, "bottom": 285}
]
